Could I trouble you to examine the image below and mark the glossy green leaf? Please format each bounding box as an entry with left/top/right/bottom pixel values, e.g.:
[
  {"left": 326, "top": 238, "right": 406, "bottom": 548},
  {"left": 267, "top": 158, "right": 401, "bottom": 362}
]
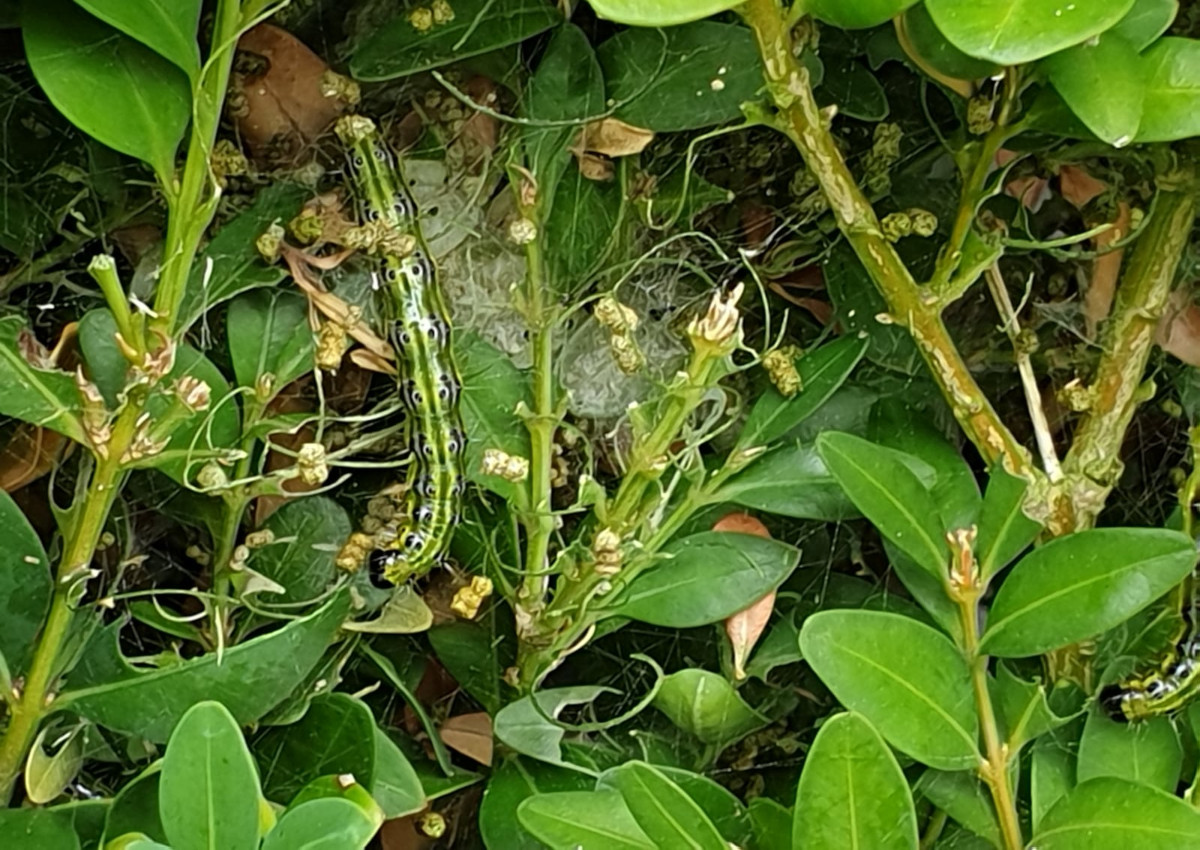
[
  {"left": 1032, "top": 735, "right": 1076, "bottom": 833},
  {"left": 800, "top": 610, "right": 979, "bottom": 770},
  {"left": 74, "top": 0, "right": 201, "bottom": 79},
  {"left": 974, "top": 469, "right": 1041, "bottom": 579},
  {"left": 924, "top": 0, "right": 1136, "bottom": 64},
  {"left": 260, "top": 797, "right": 379, "bottom": 850},
  {"left": 480, "top": 757, "right": 593, "bottom": 850},
  {"left": 1077, "top": 708, "right": 1182, "bottom": 792},
  {"left": 613, "top": 532, "right": 800, "bottom": 628},
  {"left": 256, "top": 694, "right": 377, "bottom": 806},
  {"left": 228, "top": 290, "right": 314, "bottom": 393},
  {"left": 736, "top": 336, "right": 868, "bottom": 450},
  {"left": 23, "top": 0, "right": 190, "bottom": 179},
  {"left": 102, "top": 767, "right": 167, "bottom": 846},
  {"left": 885, "top": 542, "right": 962, "bottom": 640},
  {"left": 457, "top": 332, "right": 532, "bottom": 501},
  {"left": 350, "top": 0, "right": 561, "bottom": 81},
  {"left": 62, "top": 593, "right": 349, "bottom": 742},
  {"left": 979, "top": 528, "right": 1195, "bottom": 658},
  {"left": 543, "top": 168, "right": 622, "bottom": 296},
  {"left": 598, "top": 22, "right": 763, "bottom": 132},
  {"left": 77, "top": 308, "right": 127, "bottom": 406},
  {"left": 428, "top": 621, "right": 505, "bottom": 715},
  {"left": 253, "top": 497, "right": 351, "bottom": 605},
  {"left": 992, "top": 664, "right": 1072, "bottom": 750},
  {"left": 1113, "top": 0, "right": 1178, "bottom": 50},
  {"left": 818, "top": 57, "right": 890, "bottom": 121},
  {"left": 0, "top": 315, "right": 85, "bottom": 443},
  {"left": 868, "top": 400, "right": 981, "bottom": 530},
  {"left": 794, "top": 712, "right": 919, "bottom": 850},
  {"left": 524, "top": 24, "right": 604, "bottom": 215},
  {"left": 604, "top": 762, "right": 726, "bottom": 850},
  {"left": 0, "top": 488, "right": 51, "bottom": 676},
  {"left": 494, "top": 686, "right": 612, "bottom": 771},
  {"left": 0, "top": 808, "right": 80, "bottom": 849},
  {"left": 817, "top": 432, "right": 948, "bottom": 578},
  {"left": 25, "top": 725, "right": 85, "bottom": 804},
  {"left": 652, "top": 669, "right": 767, "bottom": 747},
  {"left": 809, "top": 0, "right": 920, "bottom": 28},
  {"left": 1137, "top": 38, "right": 1200, "bottom": 142},
  {"left": 1031, "top": 776, "right": 1200, "bottom": 849},
  {"left": 598, "top": 766, "right": 751, "bottom": 846},
  {"left": 586, "top": 0, "right": 742, "bottom": 25},
  {"left": 1045, "top": 32, "right": 1145, "bottom": 146},
  {"left": 749, "top": 797, "right": 792, "bottom": 850},
  {"left": 176, "top": 183, "right": 309, "bottom": 332},
  {"left": 160, "top": 702, "right": 261, "bottom": 850},
  {"left": 518, "top": 790, "right": 654, "bottom": 849},
  {"left": 717, "top": 442, "right": 859, "bottom": 521},
  {"left": 370, "top": 728, "right": 426, "bottom": 818},
  {"left": 917, "top": 769, "right": 1000, "bottom": 846},
  {"left": 899, "top": 4, "right": 1000, "bottom": 81}
]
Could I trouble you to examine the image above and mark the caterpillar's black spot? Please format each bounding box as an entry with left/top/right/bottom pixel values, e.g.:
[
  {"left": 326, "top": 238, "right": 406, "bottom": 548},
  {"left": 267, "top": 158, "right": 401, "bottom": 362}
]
[
  {"left": 404, "top": 532, "right": 424, "bottom": 550},
  {"left": 367, "top": 549, "right": 397, "bottom": 587}
]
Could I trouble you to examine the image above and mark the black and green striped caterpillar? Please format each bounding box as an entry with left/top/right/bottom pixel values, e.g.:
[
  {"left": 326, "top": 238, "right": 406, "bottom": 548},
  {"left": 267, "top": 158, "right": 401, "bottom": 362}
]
[
  {"left": 335, "top": 115, "right": 465, "bottom": 585},
  {"left": 1103, "top": 587, "right": 1200, "bottom": 721}
]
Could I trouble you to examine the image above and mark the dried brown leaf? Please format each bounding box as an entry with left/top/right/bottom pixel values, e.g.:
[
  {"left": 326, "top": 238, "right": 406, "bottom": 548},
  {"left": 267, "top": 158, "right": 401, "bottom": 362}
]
[
  {"left": 581, "top": 118, "right": 654, "bottom": 157},
  {"left": 1083, "top": 201, "right": 1130, "bottom": 335},
  {"left": 1058, "top": 164, "right": 1108, "bottom": 208},
  {"left": 438, "top": 712, "right": 493, "bottom": 766},
  {"left": 1157, "top": 288, "right": 1200, "bottom": 367},
  {"left": 713, "top": 512, "right": 775, "bottom": 680}
]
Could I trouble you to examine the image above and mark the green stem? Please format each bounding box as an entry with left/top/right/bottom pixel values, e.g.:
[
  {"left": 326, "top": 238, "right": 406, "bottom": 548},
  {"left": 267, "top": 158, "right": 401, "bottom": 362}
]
[
  {"left": 739, "top": 0, "right": 1035, "bottom": 483},
  {"left": 88, "top": 255, "right": 140, "bottom": 354}
]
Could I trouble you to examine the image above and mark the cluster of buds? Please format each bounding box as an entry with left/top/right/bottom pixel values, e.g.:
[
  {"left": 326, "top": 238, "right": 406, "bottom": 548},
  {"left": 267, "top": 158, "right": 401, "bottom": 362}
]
[
  {"left": 76, "top": 367, "right": 112, "bottom": 459},
  {"left": 880, "top": 208, "right": 938, "bottom": 242},
  {"left": 408, "top": 0, "right": 455, "bottom": 31},
  {"left": 211, "top": 139, "right": 249, "bottom": 188},
  {"left": 296, "top": 442, "right": 329, "bottom": 485},
  {"left": 336, "top": 531, "right": 375, "bottom": 573},
  {"left": 594, "top": 294, "right": 645, "bottom": 374},
  {"left": 319, "top": 70, "right": 361, "bottom": 106},
  {"left": 507, "top": 217, "right": 537, "bottom": 246},
  {"left": 450, "top": 575, "right": 494, "bottom": 620},
  {"left": 360, "top": 487, "right": 402, "bottom": 540},
  {"left": 687, "top": 282, "right": 744, "bottom": 358},
  {"left": 120, "top": 412, "right": 168, "bottom": 464},
  {"left": 120, "top": 333, "right": 177, "bottom": 390},
  {"left": 315, "top": 316, "right": 353, "bottom": 371},
  {"left": 762, "top": 346, "right": 803, "bottom": 398},
  {"left": 592, "top": 527, "right": 623, "bottom": 577},
  {"left": 342, "top": 220, "right": 416, "bottom": 257},
  {"left": 862, "top": 122, "right": 902, "bottom": 195},
  {"left": 481, "top": 448, "right": 529, "bottom": 482},
  {"left": 255, "top": 222, "right": 287, "bottom": 263},
  {"left": 946, "top": 526, "right": 979, "bottom": 596},
  {"left": 967, "top": 94, "right": 996, "bottom": 135}
]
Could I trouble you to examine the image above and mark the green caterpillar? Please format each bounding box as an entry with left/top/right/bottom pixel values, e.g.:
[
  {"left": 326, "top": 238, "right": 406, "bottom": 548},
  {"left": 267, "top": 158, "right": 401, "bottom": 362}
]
[
  {"left": 335, "top": 115, "right": 465, "bottom": 584},
  {"left": 1103, "top": 588, "right": 1200, "bottom": 721}
]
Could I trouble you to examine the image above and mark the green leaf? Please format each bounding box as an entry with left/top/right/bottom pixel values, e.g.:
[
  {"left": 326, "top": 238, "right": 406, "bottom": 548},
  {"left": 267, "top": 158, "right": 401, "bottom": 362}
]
[
  {"left": 587, "top": 0, "right": 742, "bottom": 25},
  {"left": 817, "top": 57, "right": 889, "bottom": 121},
  {"left": 102, "top": 767, "right": 167, "bottom": 846},
  {"left": 253, "top": 497, "right": 351, "bottom": 605},
  {"left": 979, "top": 528, "right": 1196, "bottom": 658},
  {"left": 924, "top": 0, "right": 1136, "bottom": 65},
  {"left": 992, "top": 664, "right": 1073, "bottom": 750},
  {"left": 494, "top": 686, "right": 612, "bottom": 771},
  {"left": 598, "top": 766, "right": 751, "bottom": 846},
  {"left": 160, "top": 702, "right": 261, "bottom": 850},
  {"left": 604, "top": 762, "right": 727, "bottom": 850},
  {"left": 350, "top": 0, "right": 561, "bottom": 81},
  {"left": 1031, "top": 735, "right": 1076, "bottom": 833},
  {"left": 23, "top": 0, "right": 190, "bottom": 179},
  {"left": 1113, "top": 0, "right": 1178, "bottom": 50},
  {"left": 480, "top": 757, "right": 592, "bottom": 850},
  {"left": 794, "top": 712, "right": 918, "bottom": 850},
  {"left": 0, "top": 487, "right": 51, "bottom": 675},
  {"left": 716, "top": 442, "right": 859, "bottom": 521},
  {"left": 652, "top": 669, "right": 767, "bottom": 747},
  {"left": 77, "top": 309, "right": 128, "bottom": 406},
  {"left": 228, "top": 290, "right": 314, "bottom": 393},
  {"left": 1137, "top": 38, "right": 1200, "bottom": 142},
  {"left": 176, "top": 183, "right": 309, "bottom": 332},
  {"left": 817, "top": 432, "right": 948, "bottom": 579},
  {"left": 886, "top": 543, "right": 962, "bottom": 641},
  {"left": 1031, "top": 776, "right": 1200, "bottom": 848},
  {"left": 428, "top": 621, "right": 505, "bottom": 715},
  {"left": 749, "top": 797, "right": 792, "bottom": 850},
  {"left": 256, "top": 694, "right": 378, "bottom": 806},
  {"left": 543, "top": 169, "right": 622, "bottom": 296},
  {"left": 612, "top": 531, "right": 800, "bottom": 628},
  {"left": 1045, "top": 32, "right": 1145, "bottom": 146},
  {"left": 1077, "top": 708, "right": 1182, "bottom": 792},
  {"left": 523, "top": 24, "right": 604, "bottom": 214},
  {"left": 371, "top": 728, "right": 426, "bottom": 818},
  {"left": 597, "top": 22, "right": 763, "bottom": 132},
  {"left": 799, "top": 610, "right": 979, "bottom": 770},
  {"left": 916, "top": 769, "right": 1000, "bottom": 846},
  {"left": 74, "top": 0, "right": 201, "bottom": 79},
  {"left": 61, "top": 592, "right": 349, "bottom": 742},
  {"left": 25, "top": 725, "right": 85, "bottom": 804},
  {"left": 735, "top": 336, "right": 868, "bottom": 450},
  {"left": 899, "top": 5, "right": 1001, "bottom": 81},
  {"left": 517, "top": 790, "right": 655, "bottom": 850},
  {"left": 868, "top": 399, "right": 981, "bottom": 530},
  {"left": 260, "top": 798, "right": 379, "bottom": 850},
  {"left": 0, "top": 808, "right": 80, "bottom": 849},
  {"left": 808, "top": 0, "right": 920, "bottom": 29},
  {"left": 0, "top": 315, "right": 85, "bottom": 442},
  {"left": 456, "top": 332, "right": 532, "bottom": 501},
  {"left": 974, "top": 469, "right": 1041, "bottom": 579}
]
